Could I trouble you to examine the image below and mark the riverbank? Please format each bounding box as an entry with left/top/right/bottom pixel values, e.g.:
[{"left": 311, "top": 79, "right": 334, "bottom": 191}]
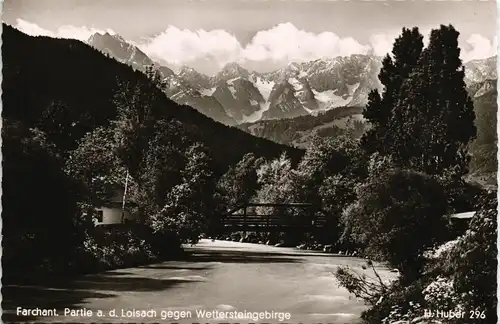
[
  {"left": 3, "top": 225, "right": 186, "bottom": 286},
  {"left": 214, "top": 231, "right": 363, "bottom": 256},
  {"left": 4, "top": 224, "right": 362, "bottom": 288},
  {"left": 3, "top": 239, "right": 396, "bottom": 324}
]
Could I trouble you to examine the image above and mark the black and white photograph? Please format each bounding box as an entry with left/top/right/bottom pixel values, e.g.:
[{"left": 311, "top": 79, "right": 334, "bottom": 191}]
[{"left": 1, "top": 0, "right": 498, "bottom": 323}]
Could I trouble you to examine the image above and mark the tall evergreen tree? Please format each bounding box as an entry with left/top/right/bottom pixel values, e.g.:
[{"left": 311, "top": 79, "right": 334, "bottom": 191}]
[
  {"left": 361, "top": 27, "right": 424, "bottom": 155},
  {"left": 390, "top": 25, "right": 476, "bottom": 175}
]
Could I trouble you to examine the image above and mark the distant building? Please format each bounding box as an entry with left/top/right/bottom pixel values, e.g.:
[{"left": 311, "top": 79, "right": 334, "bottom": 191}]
[
  {"left": 449, "top": 211, "right": 476, "bottom": 236},
  {"left": 450, "top": 211, "right": 476, "bottom": 220},
  {"left": 94, "top": 189, "right": 138, "bottom": 226}
]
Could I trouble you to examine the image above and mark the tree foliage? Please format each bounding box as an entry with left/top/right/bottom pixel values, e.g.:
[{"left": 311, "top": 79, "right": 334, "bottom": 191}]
[
  {"left": 37, "top": 99, "right": 80, "bottom": 153},
  {"left": 362, "top": 25, "right": 476, "bottom": 178},
  {"left": 255, "top": 153, "right": 296, "bottom": 216},
  {"left": 150, "top": 143, "right": 217, "bottom": 243},
  {"left": 112, "top": 77, "right": 167, "bottom": 179},
  {"left": 138, "top": 119, "right": 192, "bottom": 218},
  {"left": 361, "top": 27, "right": 424, "bottom": 155},
  {"left": 343, "top": 169, "right": 448, "bottom": 281},
  {"left": 217, "top": 153, "right": 264, "bottom": 207},
  {"left": 65, "top": 126, "right": 127, "bottom": 207},
  {"left": 446, "top": 191, "right": 497, "bottom": 322},
  {"left": 2, "top": 120, "right": 82, "bottom": 275},
  {"left": 300, "top": 136, "right": 368, "bottom": 241},
  {"left": 391, "top": 25, "right": 476, "bottom": 176},
  {"left": 297, "top": 136, "right": 366, "bottom": 199},
  {"left": 249, "top": 137, "right": 368, "bottom": 243}
]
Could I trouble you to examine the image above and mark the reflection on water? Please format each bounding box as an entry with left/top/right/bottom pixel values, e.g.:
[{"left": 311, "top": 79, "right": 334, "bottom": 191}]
[{"left": 3, "top": 240, "right": 396, "bottom": 324}]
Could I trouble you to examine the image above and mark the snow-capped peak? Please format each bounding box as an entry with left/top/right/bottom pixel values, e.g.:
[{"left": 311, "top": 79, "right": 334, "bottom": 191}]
[
  {"left": 178, "top": 65, "right": 198, "bottom": 76},
  {"left": 87, "top": 32, "right": 125, "bottom": 46},
  {"left": 215, "top": 62, "right": 249, "bottom": 82},
  {"left": 288, "top": 62, "right": 301, "bottom": 71}
]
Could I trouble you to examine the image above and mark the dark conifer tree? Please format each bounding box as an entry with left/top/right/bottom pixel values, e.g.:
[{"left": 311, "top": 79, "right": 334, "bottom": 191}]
[
  {"left": 361, "top": 27, "right": 424, "bottom": 155},
  {"left": 391, "top": 25, "right": 476, "bottom": 175}
]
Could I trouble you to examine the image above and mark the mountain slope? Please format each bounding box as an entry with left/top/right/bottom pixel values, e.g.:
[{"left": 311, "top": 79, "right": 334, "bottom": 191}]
[
  {"left": 464, "top": 56, "right": 497, "bottom": 85},
  {"left": 237, "top": 106, "right": 366, "bottom": 148},
  {"left": 165, "top": 75, "right": 236, "bottom": 126},
  {"left": 467, "top": 78, "right": 498, "bottom": 187},
  {"left": 256, "top": 56, "right": 383, "bottom": 118},
  {"left": 87, "top": 32, "right": 235, "bottom": 126},
  {"left": 4, "top": 24, "right": 304, "bottom": 172},
  {"left": 88, "top": 32, "right": 157, "bottom": 73},
  {"left": 209, "top": 63, "right": 268, "bottom": 123}
]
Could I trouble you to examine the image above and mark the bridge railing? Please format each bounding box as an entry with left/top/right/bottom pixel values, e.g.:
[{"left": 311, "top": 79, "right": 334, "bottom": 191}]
[{"left": 218, "top": 202, "right": 328, "bottom": 232}]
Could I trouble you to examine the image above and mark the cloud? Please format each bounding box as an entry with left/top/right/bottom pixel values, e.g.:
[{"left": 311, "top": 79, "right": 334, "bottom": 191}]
[
  {"left": 461, "top": 34, "right": 498, "bottom": 62},
  {"left": 136, "top": 23, "right": 442, "bottom": 68},
  {"left": 367, "top": 29, "right": 497, "bottom": 63},
  {"left": 369, "top": 28, "right": 432, "bottom": 58},
  {"left": 134, "top": 26, "right": 242, "bottom": 66},
  {"left": 14, "top": 18, "right": 116, "bottom": 42},
  {"left": 241, "top": 22, "right": 371, "bottom": 62},
  {"left": 138, "top": 22, "right": 373, "bottom": 71},
  {"left": 13, "top": 19, "right": 495, "bottom": 72},
  {"left": 369, "top": 29, "right": 497, "bottom": 63},
  {"left": 369, "top": 33, "right": 399, "bottom": 57},
  {"left": 136, "top": 23, "right": 371, "bottom": 68}
]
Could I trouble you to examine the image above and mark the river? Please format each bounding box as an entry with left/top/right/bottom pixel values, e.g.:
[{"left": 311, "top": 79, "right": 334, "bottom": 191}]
[{"left": 3, "top": 240, "right": 396, "bottom": 323}]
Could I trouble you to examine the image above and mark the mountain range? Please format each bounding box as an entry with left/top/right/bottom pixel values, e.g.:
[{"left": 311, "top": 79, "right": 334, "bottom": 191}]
[
  {"left": 87, "top": 32, "right": 497, "bottom": 130},
  {"left": 87, "top": 32, "right": 386, "bottom": 125},
  {"left": 85, "top": 33, "right": 497, "bottom": 119}
]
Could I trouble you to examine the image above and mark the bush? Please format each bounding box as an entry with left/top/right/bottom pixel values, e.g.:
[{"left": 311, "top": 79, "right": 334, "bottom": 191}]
[
  {"left": 342, "top": 169, "right": 449, "bottom": 281},
  {"left": 443, "top": 191, "right": 497, "bottom": 323},
  {"left": 363, "top": 279, "right": 426, "bottom": 324},
  {"left": 76, "top": 224, "right": 182, "bottom": 274},
  {"left": 344, "top": 191, "right": 497, "bottom": 324}
]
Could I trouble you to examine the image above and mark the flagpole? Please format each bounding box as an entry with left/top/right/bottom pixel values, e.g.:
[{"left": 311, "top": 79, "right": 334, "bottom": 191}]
[{"left": 121, "top": 170, "right": 129, "bottom": 223}]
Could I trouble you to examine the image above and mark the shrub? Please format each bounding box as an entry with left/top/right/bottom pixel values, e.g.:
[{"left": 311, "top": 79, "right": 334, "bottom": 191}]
[
  {"left": 350, "top": 191, "right": 497, "bottom": 324},
  {"left": 76, "top": 225, "right": 179, "bottom": 274},
  {"left": 362, "top": 278, "right": 426, "bottom": 324},
  {"left": 342, "top": 168, "right": 449, "bottom": 281},
  {"left": 444, "top": 191, "right": 497, "bottom": 323}
]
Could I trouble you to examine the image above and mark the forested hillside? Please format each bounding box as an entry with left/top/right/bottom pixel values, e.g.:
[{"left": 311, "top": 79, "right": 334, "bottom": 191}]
[
  {"left": 1, "top": 24, "right": 302, "bottom": 282},
  {"left": 237, "top": 106, "right": 365, "bottom": 147}
]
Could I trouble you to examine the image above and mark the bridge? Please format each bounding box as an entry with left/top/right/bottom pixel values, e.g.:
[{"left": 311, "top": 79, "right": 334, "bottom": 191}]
[{"left": 218, "top": 202, "right": 328, "bottom": 233}]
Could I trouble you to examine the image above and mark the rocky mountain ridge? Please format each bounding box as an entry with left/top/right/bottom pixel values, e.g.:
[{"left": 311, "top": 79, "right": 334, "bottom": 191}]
[{"left": 87, "top": 31, "right": 497, "bottom": 127}]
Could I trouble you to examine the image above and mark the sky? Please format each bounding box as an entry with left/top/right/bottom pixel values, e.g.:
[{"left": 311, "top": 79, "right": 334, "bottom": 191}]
[{"left": 3, "top": 0, "right": 498, "bottom": 75}]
